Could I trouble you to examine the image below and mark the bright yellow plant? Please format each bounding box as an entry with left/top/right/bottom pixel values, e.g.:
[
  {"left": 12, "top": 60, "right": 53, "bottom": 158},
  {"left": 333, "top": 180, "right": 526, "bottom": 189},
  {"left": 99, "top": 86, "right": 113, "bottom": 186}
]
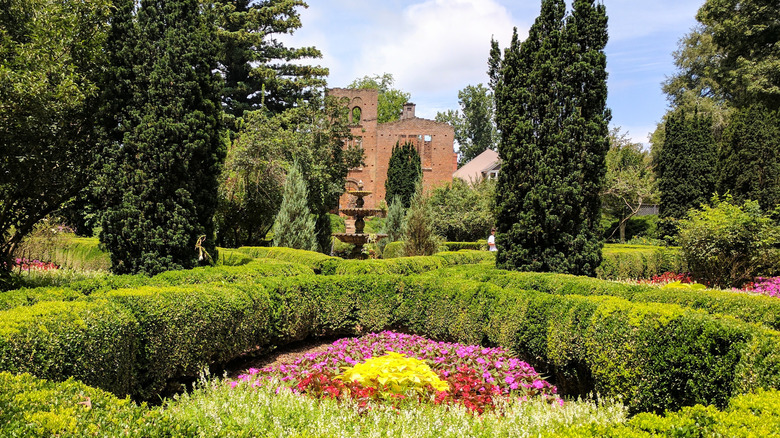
[{"left": 336, "top": 352, "right": 449, "bottom": 395}]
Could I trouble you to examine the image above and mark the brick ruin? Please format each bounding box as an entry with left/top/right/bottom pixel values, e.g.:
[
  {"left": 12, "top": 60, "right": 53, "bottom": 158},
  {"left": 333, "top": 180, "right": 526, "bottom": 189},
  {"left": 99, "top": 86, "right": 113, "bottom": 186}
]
[{"left": 328, "top": 88, "right": 457, "bottom": 211}]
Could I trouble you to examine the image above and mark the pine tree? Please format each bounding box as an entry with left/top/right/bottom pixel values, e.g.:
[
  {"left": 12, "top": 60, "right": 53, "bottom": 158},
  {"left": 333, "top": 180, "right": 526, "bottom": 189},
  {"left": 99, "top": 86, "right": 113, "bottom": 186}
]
[
  {"left": 494, "top": 0, "right": 609, "bottom": 276},
  {"left": 657, "top": 109, "right": 717, "bottom": 238},
  {"left": 214, "top": 0, "right": 328, "bottom": 119},
  {"left": 403, "top": 182, "right": 441, "bottom": 257},
  {"left": 385, "top": 141, "right": 422, "bottom": 209},
  {"left": 100, "top": 0, "right": 225, "bottom": 275},
  {"left": 718, "top": 103, "right": 780, "bottom": 211},
  {"left": 272, "top": 162, "right": 317, "bottom": 251}
]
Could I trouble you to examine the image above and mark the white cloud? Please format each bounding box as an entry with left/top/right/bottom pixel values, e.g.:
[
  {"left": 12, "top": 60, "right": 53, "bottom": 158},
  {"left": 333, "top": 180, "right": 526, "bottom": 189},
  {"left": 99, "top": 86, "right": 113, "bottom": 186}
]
[{"left": 352, "top": 0, "right": 519, "bottom": 96}]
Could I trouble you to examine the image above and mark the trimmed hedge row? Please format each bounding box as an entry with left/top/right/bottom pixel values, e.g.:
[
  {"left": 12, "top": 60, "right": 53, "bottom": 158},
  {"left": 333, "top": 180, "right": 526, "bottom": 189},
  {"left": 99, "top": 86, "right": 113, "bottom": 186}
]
[
  {"left": 424, "top": 265, "right": 780, "bottom": 332},
  {"left": 0, "top": 372, "right": 170, "bottom": 437},
  {"left": 0, "top": 286, "right": 84, "bottom": 311},
  {"left": 443, "top": 241, "right": 488, "bottom": 251},
  {"left": 597, "top": 244, "right": 686, "bottom": 280},
  {"left": 5, "top": 272, "right": 780, "bottom": 414}
]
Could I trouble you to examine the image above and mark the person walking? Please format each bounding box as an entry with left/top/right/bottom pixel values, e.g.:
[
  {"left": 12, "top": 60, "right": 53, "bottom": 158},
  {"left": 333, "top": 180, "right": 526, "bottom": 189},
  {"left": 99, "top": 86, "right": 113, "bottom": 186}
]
[{"left": 488, "top": 228, "right": 497, "bottom": 252}]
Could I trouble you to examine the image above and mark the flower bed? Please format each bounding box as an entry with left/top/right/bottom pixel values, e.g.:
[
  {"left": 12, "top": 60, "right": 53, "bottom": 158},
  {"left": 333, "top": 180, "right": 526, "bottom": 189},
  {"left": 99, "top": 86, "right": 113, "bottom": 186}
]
[{"left": 230, "top": 331, "right": 561, "bottom": 414}]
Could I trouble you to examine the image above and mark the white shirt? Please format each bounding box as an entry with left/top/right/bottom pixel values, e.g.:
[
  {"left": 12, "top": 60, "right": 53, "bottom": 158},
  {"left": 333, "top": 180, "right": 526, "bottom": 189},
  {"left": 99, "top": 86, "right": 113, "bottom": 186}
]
[{"left": 488, "top": 234, "right": 497, "bottom": 251}]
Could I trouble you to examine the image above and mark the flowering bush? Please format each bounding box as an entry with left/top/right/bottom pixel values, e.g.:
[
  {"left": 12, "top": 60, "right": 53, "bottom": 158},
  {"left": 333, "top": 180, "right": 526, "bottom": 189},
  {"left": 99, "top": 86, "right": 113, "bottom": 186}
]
[
  {"left": 750, "top": 277, "right": 780, "bottom": 298},
  {"left": 230, "top": 331, "right": 561, "bottom": 413},
  {"left": 13, "top": 258, "right": 58, "bottom": 271},
  {"left": 642, "top": 271, "right": 693, "bottom": 285},
  {"left": 337, "top": 351, "right": 449, "bottom": 395}
]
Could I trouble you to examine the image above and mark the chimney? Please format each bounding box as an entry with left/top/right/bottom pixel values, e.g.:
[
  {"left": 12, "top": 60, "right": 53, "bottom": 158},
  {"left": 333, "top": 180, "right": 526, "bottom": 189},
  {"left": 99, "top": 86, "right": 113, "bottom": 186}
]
[{"left": 401, "top": 102, "right": 416, "bottom": 120}]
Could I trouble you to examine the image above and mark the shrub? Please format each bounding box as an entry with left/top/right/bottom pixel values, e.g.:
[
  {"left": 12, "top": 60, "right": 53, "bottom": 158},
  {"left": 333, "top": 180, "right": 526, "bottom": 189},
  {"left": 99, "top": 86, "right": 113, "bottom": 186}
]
[
  {"left": 272, "top": 162, "right": 317, "bottom": 251},
  {"left": 429, "top": 178, "right": 496, "bottom": 242},
  {"left": 678, "top": 195, "right": 780, "bottom": 288},
  {"left": 0, "top": 372, "right": 168, "bottom": 437},
  {"left": 596, "top": 244, "right": 686, "bottom": 280},
  {"left": 0, "top": 300, "right": 139, "bottom": 396},
  {"left": 443, "top": 241, "right": 488, "bottom": 251},
  {"left": 403, "top": 182, "right": 443, "bottom": 257},
  {"left": 382, "top": 241, "right": 405, "bottom": 259}
]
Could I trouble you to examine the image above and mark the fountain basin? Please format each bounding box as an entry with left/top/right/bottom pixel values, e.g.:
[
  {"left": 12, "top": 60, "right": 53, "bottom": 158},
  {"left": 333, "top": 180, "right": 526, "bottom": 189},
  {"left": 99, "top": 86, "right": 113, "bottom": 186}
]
[
  {"left": 333, "top": 233, "right": 388, "bottom": 245},
  {"left": 340, "top": 208, "right": 382, "bottom": 217}
]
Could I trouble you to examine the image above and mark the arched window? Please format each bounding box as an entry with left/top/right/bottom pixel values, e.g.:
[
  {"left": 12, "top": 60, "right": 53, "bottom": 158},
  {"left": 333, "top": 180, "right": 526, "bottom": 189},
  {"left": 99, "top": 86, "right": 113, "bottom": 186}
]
[{"left": 351, "top": 106, "right": 362, "bottom": 125}]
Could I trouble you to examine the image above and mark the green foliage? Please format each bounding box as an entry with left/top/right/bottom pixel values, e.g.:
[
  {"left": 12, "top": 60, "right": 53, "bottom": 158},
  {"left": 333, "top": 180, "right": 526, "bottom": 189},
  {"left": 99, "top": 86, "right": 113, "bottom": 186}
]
[
  {"left": 348, "top": 73, "right": 410, "bottom": 123},
  {"left": 213, "top": 0, "right": 327, "bottom": 120},
  {"left": 0, "top": 0, "right": 112, "bottom": 276},
  {"left": 602, "top": 129, "right": 658, "bottom": 243},
  {"left": 718, "top": 103, "right": 780, "bottom": 210},
  {"left": 443, "top": 241, "right": 489, "bottom": 252},
  {"left": 435, "top": 84, "right": 498, "bottom": 166},
  {"left": 429, "top": 179, "right": 496, "bottom": 242},
  {"left": 697, "top": 0, "right": 780, "bottom": 108},
  {"left": 0, "top": 372, "right": 168, "bottom": 437},
  {"left": 403, "top": 182, "right": 443, "bottom": 257},
  {"left": 596, "top": 244, "right": 686, "bottom": 280},
  {"left": 379, "top": 196, "right": 405, "bottom": 256},
  {"left": 603, "top": 215, "right": 659, "bottom": 243},
  {"left": 677, "top": 195, "right": 780, "bottom": 288},
  {"left": 99, "top": 0, "right": 225, "bottom": 275},
  {"left": 385, "top": 142, "right": 422, "bottom": 209},
  {"left": 0, "top": 300, "right": 139, "bottom": 396},
  {"left": 656, "top": 109, "right": 717, "bottom": 239},
  {"left": 273, "top": 162, "right": 317, "bottom": 251},
  {"left": 216, "top": 96, "right": 363, "bottom": 248},
  {"left": 493, "top": 0, "right": 609, "bottom": 276},
  {"left": 382, "top": 241, "right": 405, "bottom": 259}
]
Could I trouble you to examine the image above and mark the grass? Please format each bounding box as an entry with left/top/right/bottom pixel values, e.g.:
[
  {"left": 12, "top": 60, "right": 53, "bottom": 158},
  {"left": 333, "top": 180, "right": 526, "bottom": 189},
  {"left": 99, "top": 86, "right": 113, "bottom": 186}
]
[{"left": 163, "top": 377, "right": 627, "bottom": 438}]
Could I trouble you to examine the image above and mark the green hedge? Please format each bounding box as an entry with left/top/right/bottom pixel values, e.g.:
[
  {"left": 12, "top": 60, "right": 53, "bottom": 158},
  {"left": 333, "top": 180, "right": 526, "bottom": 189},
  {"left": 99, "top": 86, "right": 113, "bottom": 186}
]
[
  {"left": 443, "top": 241, "right": 487, "bottom": 251},
  {"left": 3, "top": 263, "right": 780, "bottom": 415},
  {"left": 94, "top": 284, "right": 274, "bottom": 400},
  {"left": 0, "top": 372, "right": 170, "bottom": 437},
  {"left": 424, "top": 265, "right": 780, "bottom": 332},
  {"left": 597, "top": 244, "right": 686, "bottom": 280},
  {"left": 0, "top": 300, "right": 139, "bottom": 396},
  {"left": 0, "top": 287, "right": 84, "bottom": 311},
  {"left": 236, "top": 246, "right": 339, "bottom": 274}
]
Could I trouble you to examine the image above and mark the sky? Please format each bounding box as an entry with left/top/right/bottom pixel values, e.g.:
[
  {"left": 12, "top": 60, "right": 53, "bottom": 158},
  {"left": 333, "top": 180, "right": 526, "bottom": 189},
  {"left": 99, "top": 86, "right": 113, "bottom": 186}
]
[{"left": 282, "top": 0, "right": 705, "bottom": 147}]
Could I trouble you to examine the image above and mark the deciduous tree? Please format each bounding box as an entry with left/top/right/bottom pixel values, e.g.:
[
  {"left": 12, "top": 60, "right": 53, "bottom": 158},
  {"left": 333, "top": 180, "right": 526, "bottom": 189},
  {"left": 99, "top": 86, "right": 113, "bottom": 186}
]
[
  {"left": 436, "top": 84, "right": 497, "bottom": 167},
  {"left": 348, "top": 73, "right": 410, "bottom": 123},
  {"left": 0, "top": 0, "right": 111, "bottom": 280}
]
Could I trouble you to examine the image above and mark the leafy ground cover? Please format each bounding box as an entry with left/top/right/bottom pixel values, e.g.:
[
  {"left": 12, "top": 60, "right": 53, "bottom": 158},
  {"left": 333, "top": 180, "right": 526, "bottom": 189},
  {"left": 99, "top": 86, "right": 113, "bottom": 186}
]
[{"left": 230, "top": 331, "right": 562, "bottom": 414}]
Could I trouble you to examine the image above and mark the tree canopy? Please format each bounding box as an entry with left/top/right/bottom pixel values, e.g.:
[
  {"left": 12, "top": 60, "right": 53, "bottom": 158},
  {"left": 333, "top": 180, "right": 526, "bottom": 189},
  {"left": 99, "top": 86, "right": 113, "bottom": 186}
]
[
  {"left": 435, "top": 84, "right": 498, "bottom": 167},
  {"left": 213, "top": 0, "right": 328, "bottom": 120},
  {"left": 0, "top": 0, "right": 111, "bottom": 278},
  {"left": 99, "top": 0, "right": 225, "bottom": 275}
]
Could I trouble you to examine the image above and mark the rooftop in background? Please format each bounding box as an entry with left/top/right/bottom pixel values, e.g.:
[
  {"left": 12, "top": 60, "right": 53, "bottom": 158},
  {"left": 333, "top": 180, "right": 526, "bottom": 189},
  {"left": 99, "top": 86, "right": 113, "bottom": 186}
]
[{"left": 453, "top": 149, "right": 500, "bottom": 183}]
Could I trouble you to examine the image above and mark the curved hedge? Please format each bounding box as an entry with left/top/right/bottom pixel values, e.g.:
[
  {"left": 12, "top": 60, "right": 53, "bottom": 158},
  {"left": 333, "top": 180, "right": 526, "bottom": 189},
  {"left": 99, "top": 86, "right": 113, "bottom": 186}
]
[{"left": 425, "top": 264, "right": 780, "bottom": 332}]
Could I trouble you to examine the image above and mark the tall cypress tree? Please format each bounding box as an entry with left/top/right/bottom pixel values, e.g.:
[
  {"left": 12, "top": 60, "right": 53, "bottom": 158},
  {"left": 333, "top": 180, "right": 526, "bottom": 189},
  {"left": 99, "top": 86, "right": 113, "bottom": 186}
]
[
  {"left": 100, "top": 0, "right": 225, "bottom": 275},
  {"left": 385, "top": 141, "right": 422, "bottom": 209},
  {"left": 564, "top": 0, "right": 611, "bottom": 275},
  {"left": 494, "top": 0, "right": 609, "bottom": 276},
  {"left": 718, "top": 103, "right": 780, "bottom": 211},
  {"left": 657, "top": 109, "right": 717, "bottom": 237}
]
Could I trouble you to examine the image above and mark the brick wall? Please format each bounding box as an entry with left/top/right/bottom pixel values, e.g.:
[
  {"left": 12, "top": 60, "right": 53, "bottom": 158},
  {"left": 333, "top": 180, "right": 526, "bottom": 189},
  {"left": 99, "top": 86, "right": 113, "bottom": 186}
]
[{"left": 328, "top": 88, "right": 456, "bottom": 211}]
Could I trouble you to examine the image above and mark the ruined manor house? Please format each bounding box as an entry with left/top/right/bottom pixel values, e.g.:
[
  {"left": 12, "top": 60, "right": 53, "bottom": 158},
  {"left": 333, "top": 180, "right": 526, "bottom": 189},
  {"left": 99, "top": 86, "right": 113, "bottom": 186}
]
[{"left": 329, "top": 88, "right": 457, "bottom": 212}]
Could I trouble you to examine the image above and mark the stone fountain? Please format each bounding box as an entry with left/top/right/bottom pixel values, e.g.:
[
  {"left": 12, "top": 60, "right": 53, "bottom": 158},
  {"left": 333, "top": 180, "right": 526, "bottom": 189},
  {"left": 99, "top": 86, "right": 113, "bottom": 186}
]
[{"left": 333, "top": 182, "right": 387, "bottom": 258}]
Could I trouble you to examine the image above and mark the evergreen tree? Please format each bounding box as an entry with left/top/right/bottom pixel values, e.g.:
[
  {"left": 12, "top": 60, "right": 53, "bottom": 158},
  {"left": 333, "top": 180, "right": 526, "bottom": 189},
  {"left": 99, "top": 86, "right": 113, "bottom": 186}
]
[
  {"left": 272, "top": 162, "right": 317, "bottom": 251},
  {"left": 657, "top": 109, "right": 717, "bottom": 238},
  {"left": 494, "top": 0, "right": 609, "bottom": 276},
  {"left": 718, "top": 103, "right": 780, "bottom": 210},
  {"left": 213, "top": 0, "right": 328, "bottom": 119},
  {"left": 403, "top": 182, "right": 441, "bottom": 257},
  {"left": 385, "top": 141, "right": 422, "bottom": 209},
  {"left": 379, "top": 195, "right": 404, "bottom": 255},
  {"left": 100, "top": 0, "right": 225, "bottom": 275}
]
